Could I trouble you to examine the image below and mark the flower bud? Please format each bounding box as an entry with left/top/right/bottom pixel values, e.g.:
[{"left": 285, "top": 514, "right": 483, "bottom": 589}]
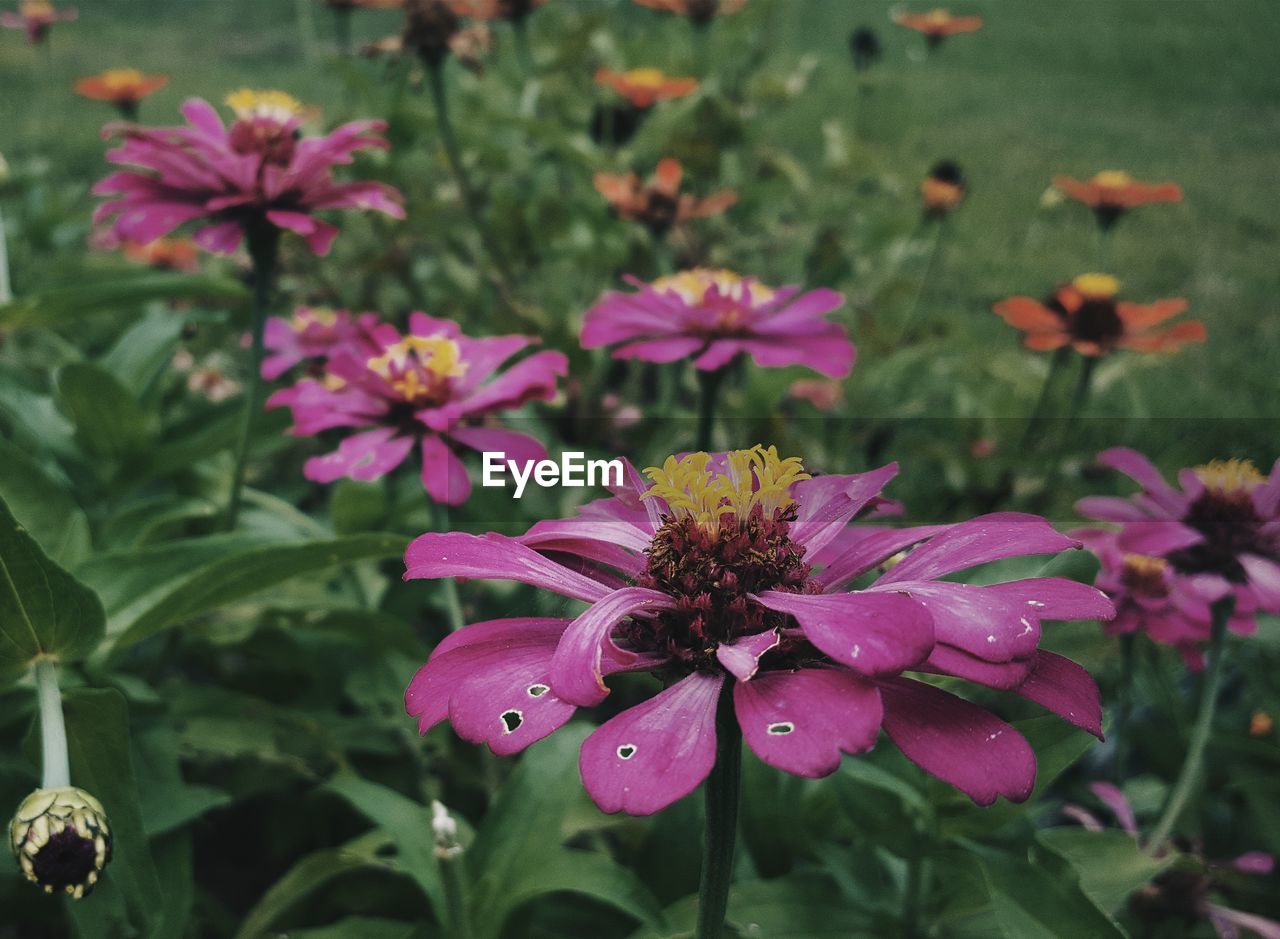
[
  {"left": 431, "top": 800, "right": 463, "bottom": 860},
  {"left": 9, "top": 787, "right": 113, "bottom": 899},
  {"left": 402, "top": 0, "right": 460, "bottom": 69}
]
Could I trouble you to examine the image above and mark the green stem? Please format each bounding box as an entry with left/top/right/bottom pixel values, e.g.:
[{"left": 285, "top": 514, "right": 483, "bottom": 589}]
[
  {"left": 695, "top": 367, "right": 726, "bottom": 452},
  {"left": 1096, "top": 226, "right": 1112, "bottom": 271},
  {"left": 899, "top": 218, "right": 947, "bottom": 343},
  {"left": 440, "top": 851, "right": 474, "bottom": 939},
  {"left": 333, "top": 7, "right": 352, "bottom": 55},
  {"left": 431, "top": 502, "right": 466, "bottom": 632},
  {"left": 1019, "top": 347, "right": 1069, "bottom": 449},
  {"left": 696, "top": 684, "right": 741, "bottom": 939},
  {"left": 1113, "top": 632, "right": 1137, "bottom": 781},
  {"left": 902, "top": 852, "right": 931, "bottom": 938},
  {"left": 512, "top": 17, "right": 535, "bottom": 74},
  {"left": 1066, "top": 354, "right": 1098, "bottom": 431},
  {"left": 224, "top": 224, "right": 279, "bottom": 531},
  {"left": 35, "top": 659, "right": 70, "bottom": 790},
  {"left": 1146, "top": 596, "right": 1234, "bottom": 853}
]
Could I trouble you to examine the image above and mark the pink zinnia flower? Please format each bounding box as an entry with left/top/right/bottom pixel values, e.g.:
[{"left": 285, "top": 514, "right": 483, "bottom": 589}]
[
  {"left": 1077, "top": 449, "right": 1280, "bottom": 618},
  {"left": 1073, "top": 529, "right": 1257, "bottom": 670},
  {"left": 404, "top": 446, "right": 1111, "bottom": 815},
  {"left": 2, "top": 0, "right": 76, "bottom": 44},
  {"left": 93, "top": 90, "right": 405, "bottom": 257},
  {"left": 261, "top": 306, "right": 383, "bottom": 380},
  {"left": 268, "top": 313, "right": 566, "bottom": 505},
  {"left": 581, "top": 269, "right": 855, "bottom": 378}
]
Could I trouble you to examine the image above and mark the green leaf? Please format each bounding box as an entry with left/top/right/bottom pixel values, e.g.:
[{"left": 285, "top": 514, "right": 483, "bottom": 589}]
[
  {"left": 330, "top": 479, "right": 389, "bottom": 535},
  {"left": 0, "top": 438, "right": 90, "bottom": 565},
  {"left": 976, "top": 844, "right": 1126, "bottom": 939},
  {"left": 468, "top": 725, "right": 665, "bottom": 939},
  {"left": 1037, "top": 828, "right": 1174, "bottom": 915},
  {"left": 74, "top": 532, "right": 407, "bottom": 656},
  {"left": 0, "top": 493, "right": 105, "bottom": 671},
  {"left": 99, "top": 310, "right": 188, "bottom": 399},
  {"left": 57, "top": 362, "right": 155, "bottom": 460},
  {"left": 0, "top": 271, "right": 248, "bottom": 330}
]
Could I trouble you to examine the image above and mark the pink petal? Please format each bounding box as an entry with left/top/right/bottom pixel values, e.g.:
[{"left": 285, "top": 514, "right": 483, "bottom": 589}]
[
  {"left": 1233, "top": 852, "right": 1276, "bottom": 876},
  {"left": 754, "top": 590, "right": 934, "bottom": 676},
  {"left": 404, "top": 532, "right": 612, "bottom": 603},
  {"left": 579, "top": 672, "right": 723, "bottom": 816},
  {"left": 1116, "top": 520, "right": 1204, "bottom": 556},
  {"left": 1205, "top": 905, "right": 1280, "bottom": 939},
  {"left": 193, "top": 220, "right": 244, "bottom": 255},
  {"left": 1089, "top": 782, "right": 1138, "bottom": 837},
  {"left": 454, "top": 350, "right": 567, "bottom": 417},
  {"left": 815, "top": 526, "right": 947, "bottom": 590},
  {"left": 303, "top": 428, "right": 414, "bottom": 483},
  {"left": 715, "top": 629, "right": 780, "bottom": 682},
  {"left": 549, "top": 587, "right": 675, "bottom": 706},
  {"left": 446, "top": 426, "right": 547, "bottom": 471},
  {"left": 1075, "top": 495, "right": 1154, "bottom": 523},
  {"left": 734, "top": 667, "right": 881, "bottom": 777},
  {"left": 611, "top": 336, "right": 708, "bottom": 364},
  {"left": 736, "top": 331, "right": 856, "bottom": 379},
  {"left": 983, "top": 577, "right": 1116, "bottom": 622},
  {"left": 871, "top": 580, "right": 1040, "bottom": 662},
  {"left": 1241, "top": 554, "right": 1280, "bottom": 611},
  {"left": 1014, "top": 651, "right": 1103, "bottom": 738},
  {"left": 877, "top": 513, "right": 1079, "bottom": 584},
  {"left": 880, "top": 677, "right": 1036, "bottom": 806},
  {"left": 420, "top": 434, "right": 472, "bottom": 506},
  {"left": 1097, "top": 447, "right": 1185, "bottom": 513},
  {"left": 789, "top": 464, "right": 899, "bottom": 555}
]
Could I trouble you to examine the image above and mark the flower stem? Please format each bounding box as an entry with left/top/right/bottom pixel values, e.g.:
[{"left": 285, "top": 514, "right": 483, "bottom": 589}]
[
  {"left": 1146, "top": 595, "right": 1234, "bottom": 853},
  {"left": 899, "top": 218, "right": 948, "bottom": 343},
  {"left": 1068, "top": 354, "right": 1097, "bottom": 422},
  {"left": 35, "top": 659, "right": 70, "bottom": 790},
  {"left": 695, "top": 367, "right": 726, "bottom": 452},
  {"left": 224, "top": 225, "right": 279, "bottom": 531},
  {"left": 696, "top": 684, "right": 741, "bottom": 939},
  {"left": 333, "top": 6, "right": 352, "bottom": 56},
  {"left": 1113, "top": 631, "right": 1137, "bottom": 781},
  {"left": 512, "top": 17, "right": 535, "bottom": 74},
  {"left": 440, "top": 850, "right": 473, "bottom": 939},
  {"left": 1097, "top": 226, "right": 1113, "bottom": 271},
  {"left": 1019, "top": 347, "right": 1069, "bottom": 449},
  {"left": 431, "top": 502, "right": 465, "bottom": 632},
  {"left": 902, "top": 851, "right": 932, "bottom": 938}
]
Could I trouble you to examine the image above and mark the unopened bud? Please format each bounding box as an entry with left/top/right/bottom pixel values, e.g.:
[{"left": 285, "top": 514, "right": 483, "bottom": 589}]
[
  {"left": 431, "top": 799, "right": 463, "bottom": 859},
  {"left": 402, "top": 0, "right": 460, "bottom": 69},
  {"left": 10, "top": 787, "right": 113, "bottom": 899}
]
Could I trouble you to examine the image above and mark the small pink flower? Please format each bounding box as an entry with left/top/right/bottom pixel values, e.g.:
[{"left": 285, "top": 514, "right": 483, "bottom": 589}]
[
  {"left": 581, "top": 269, "right": 855, "bottom": 378},
  {"left": 268, "top": 313, "right": 566, "bottom": 505},
  {"left": 405, "top": 446, "right": 1110, "bottom": 815},
  {"left": 262, "top": 306, "right": 383, "bottom": 380},
  {"left": 93, "top": 90, "right": 404, "bottom": 257},
  {"left": 1, "top": 1, "right": 76, "bottom": 45},
  {"left": 1077, "top": 449, "right": 1280, "bottom": 619}
]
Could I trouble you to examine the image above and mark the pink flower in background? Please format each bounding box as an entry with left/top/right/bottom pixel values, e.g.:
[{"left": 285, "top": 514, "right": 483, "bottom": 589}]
[
  {"left": 261, "top": 306, "right": 383, "bottom": 380},
  {"left": 1077, "top": 448, "right": 1280, "bottom": 617},
  {"left": 1074, "top": 528, "right": 1257, "bottom": 670},
  {"left": 93, "top": 90, "right": 404, "bottom": 257},
  {"left": 581, "top": 269, "right": 855, "bottom": 378},
  {"left": 2, "top": 0, "right": 76, "bottom": 44},
  {"left": 405, "top": 445, "right": 1110, "bottom": 815},
  {"left": 268, "top": 312, "right": 566, "bottom": 505}
]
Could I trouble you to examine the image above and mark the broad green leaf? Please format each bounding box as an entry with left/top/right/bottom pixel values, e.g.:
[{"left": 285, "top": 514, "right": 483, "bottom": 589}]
[
  {"left": 0, "top": 271, "right": 248, "bottom": 330},
  {"left": 57, "top": 362, "right": 155, "bottom": 461},
  {"left": 99, "top": 310, "right": 188, "bottom": 399},
  {"left": 0, "top": 493, "right": 105, "bottom": 671},
  {"left": 1038, "top": 827, "right": 1174, "bottom": 914},
  {"left": 976, "top": 845, "right": 1126, "bottom": 939},
  {"left": 287, "top": 918, "right": 420, "bottom": 939},
  {"left": 74, "top": 532, "right": 406, "bottom": 655},
  {"left": 0, "top": 438, "right": 90, "bottom": 565},
  {"left": 234, "top": 832, "right": 392, "bottom": 939},
  {"left": 468, "top": 725, "right": 665, "bottom": 939}
]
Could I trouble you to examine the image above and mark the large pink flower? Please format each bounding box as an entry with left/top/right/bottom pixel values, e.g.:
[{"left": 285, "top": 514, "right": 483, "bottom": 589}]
[
  {"left": 268, "top": 312, "right": 566, "bottom": 505},
  {"left": 581, "top": 269, "right": 855, "bottom": 378},
  {"left": 93, "top": 90, "right": 404, "bottom": 257},
  {"left": 404, "top": 446, "right": 1111, "bottom": 815},
  {"left": 261, "top": 306, "right": 383, "bottom": 381},
  {"left": 1077, "top": 449, "right": 1280, "bottom": 618},
  {"left": 1, "top": 1, "right": 76, "bottom": 44}
]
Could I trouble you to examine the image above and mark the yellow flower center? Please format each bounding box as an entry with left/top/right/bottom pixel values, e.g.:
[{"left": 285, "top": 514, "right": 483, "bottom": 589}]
[
  {"left": 1193, "top": 459, "right": 1265, "bottom": 495},
  {"left": 1122, "top": 553, "right": 1168, "bottom": 578},
  {"left": 225, "top": 89, "right": 305, "bottom": 123},
  {"left": 367, "top": 336, "right": 467, "bottom": 404},
  {"left": 1071, "top": 273, "right": 1120, "bottom": 299},
  {"left": 653, "top": 269, "right": 776, "bottom": 307},
  {"left": 99, "top": 68, "right": 145, "bottom": 91},
  {"left": 22, "top": 0, "right": 53, "bottom": 14},
  {"left": 1092, "top": 170, "right": 1134, "bottom": 189},
  {"left": 642, "top": 445, "right": 810, "bottom": 535},
  {"left": 293, "top": 307, "right": 338, "bottom": 331},
  {"left": 623, "top": 68, "right": 669, "bottom": 89},
  {"left": 926, "top": 8, "right": 952, "bottom": 23}
]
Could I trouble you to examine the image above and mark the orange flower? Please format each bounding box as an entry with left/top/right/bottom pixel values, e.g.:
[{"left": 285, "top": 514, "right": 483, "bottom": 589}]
[
  {"left": 123, "top": 238, "right": 200, "bottom": 273},
  {"left": 789, "top": 379, "right": 843, "bottom": 412},
  {"left": 893, "top": 8, "right": 982, "bottom": 46},
  {"left": 632, "top": 0, "right": 745, "bottom": 26},
  {"left": 920, "top": 160, "right": 965, "bottom": 217},
  {"left": 74, "top": 69, "right": 168, "bottom": 115},
  {"left": 994, "top": 273, "right": 1205, "bottom": 358},
  {"left": 1052, "top": 170, "right": 1182, "bottom": 230},
  {"left": 594, "top": 158, "right": 736, "bottom": 235},
  {"left": 595, "top": 67, "right": 698, "bottom": 109}
]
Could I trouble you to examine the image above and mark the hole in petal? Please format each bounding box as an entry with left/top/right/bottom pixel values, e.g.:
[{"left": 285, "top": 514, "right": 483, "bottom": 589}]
[
  {"left": 617, "top": 744, "right": 637, "bottom": 760},
  {"left": 527, "top": 684, "right": 550, "bottom": 698},
  {"left": 767, "top": 722, "right": 795, "bottom": 736},
  {"left": 500, "top": 710, "right": 523, "bottom": 734}
]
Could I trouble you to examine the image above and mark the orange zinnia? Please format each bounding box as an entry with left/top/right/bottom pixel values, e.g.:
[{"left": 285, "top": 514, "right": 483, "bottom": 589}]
[
  {"left": 123, "top": 237, "right": 200, "bottom": 272},
  {"left": 632, "top": 0, "right": 745, "bottom": 26},
  {"left": 74, "top": 69, "right": 168, "bottom": 117},
  {"left": 594, "top": 158, "right": 736, "bottom": 235},
  {"left": 994, "top": 274, "right": 1205, "bottom": 358},
  {"left": 893, "top": 8, "right": 982, "bottom": 47},
  {"left": 920, "top": 160, "right": 965, "bottom": 218},
  {"left": 1052, "top": 170, "right": 1183, "bottom": 231},
  {"left": 595, "top": 67, "right": 698, "bottom": 109}
]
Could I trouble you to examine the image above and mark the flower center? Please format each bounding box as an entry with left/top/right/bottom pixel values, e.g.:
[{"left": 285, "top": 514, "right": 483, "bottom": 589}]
[
  {"left": 653, "top": 269, "right": 777, "bottom": 334},
  {"left": 1072, "top": 273, "right": 1119, "bottom": 299},
  {"left": 367, "top": 335, "right": 467, "bottom": 406},
  {"left": 293, "top": 307, "right": 339, "bottom": 333},
  {"left": 1168, "top": 459, "right": 1274, "bottom": 580},
  {"left": 22, "top": 0, "right": 53, "bottom": 15},
  {"left": 226, "top": 90, "right": 304, "bottom": 166},
  {"left": 926, "top": 8, "right": 952, "bottom": 23},
  {"left": 99, "top": 68, "right": 145, "bottom": 92},
  {"left": 1194, "top": 459, "right": 1265, "bottom": 495},
  {"left": 622, "top": 68, "right": 669, "bottom": 89},
  {"left": 1120, "top": 553, "right": 1169, "bottom": 597},
  {"left": 628, "top": 447, "right": 817, "bottom": 670},
  {"left": 1092, "top": 170, "right": 1134, "bottom": 189}
]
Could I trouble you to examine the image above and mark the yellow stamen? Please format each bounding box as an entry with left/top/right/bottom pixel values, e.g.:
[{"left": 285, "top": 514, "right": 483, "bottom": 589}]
[
  {"left": 652, "top": 268, "right": 776, "bottom": 307},
  {"left": 225, "top": 89, "right": 305, "bottom": 122},
  {"left": 98, "top": 68, "right": 145, "bottom": 91},
  {"left": 1193, "top": 459, "right": 1265, "bottom": 494},
  {"left": 293, "top": 307, "right": 338, "bottom": 331},
  {"left": 21, "top": 0, "right": 54, "bottom": 14},
  {"left": 1072, "top": 273, "right": 1120, "bottom": 299},
  {"left": 1122, "top": 553, "right": 1168, "bottom": 578},
  {"left": 926, "top": 8, "right": 952, "bottom": 23},
  {"left": 367, "top": 336, "right": 467, "bottom": 402},
  {"left": 1092, "top": 170, "right": 1134, "bottom": 188},
  {"left": 642, "top": 445, "right": 810, "bottom": 534},
  {"left": 622, "top": 68, "right": 669, "bottom": 89}
]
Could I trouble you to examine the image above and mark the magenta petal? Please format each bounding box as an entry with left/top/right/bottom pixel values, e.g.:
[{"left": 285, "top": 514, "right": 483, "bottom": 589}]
[
  {"left": 877, "top": 512, "right": 1079, "bottom": 584},
  {"left": 1014, "top": 651, "right": 1103, "bottom": 738},
  {"left": 304, "top": 428, "right": 414, "bottom": 483},
  {"left": 1233, "top": 852, "right": 1276, "bottom": 876},
  {"left": 872, "top": 580, "right": 1039, "bottom": 662},
  {"left": 193, "top": 219, "right": 244, "bottom": 255},
  {"left": 923, "top": 644, "right": 1033, "bottom": 689},
  {"left": 715, "top": 629, "right": 781, "bottom": 682},
  {"left": 1089, "top": 782, "right": 1138, "bottom": 837},
  {"left": 420, "top": 434, "right": 472, "bottom": 506},
  {"left": 1205, "top": 904, "right": 1280, "bottom": 939},
  {"left": 404, "top": 532, "right": 612, "bottom": 602},
  {"left": 1116, "top": 519, "right": 1203, "bottom": 556},
  {"left": 1240, "top": 554, "right": 1280, "bottom": 611},
  {"left": 880, "top": 677, "right": 1036, "bottom": 806},
  {"left": 814, "top": 525, "right": 946, "bottom": 590},
  {"left": 789, "top": 464, "right": 899, "bottom": 554},
  {"left": 734, "top": 667, "right": 882, "bottom": 777},
  {"left": 549, "top": 587, "right": 674, "bottom": 707},
  {"left": 754, "top": 590, "right": 934, "bottom": 676},
  {"left": 579, "top": 672, "right": 723, "bottom": 816},
  {"left": 1075, "top": 496, "right": 1153, "bottom": 523},
  {"left": 446, "top": 426, "right": 547, "bottom": 470},
  {"left": 1097, "top": 448, "right": 1180, "bottom": 504},
  {"left": 983, "top": 577, "right": 1116, "bottom": 622}
]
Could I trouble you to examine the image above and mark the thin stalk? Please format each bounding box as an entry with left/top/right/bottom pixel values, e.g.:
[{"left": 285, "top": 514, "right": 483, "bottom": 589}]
[
  {"left": 1068, "top": 354, "right": 1097, "bottom": 422},
  {"left": 0, "top": 201, "right": 11, "bottom": 305},
  {"left": 431, "top": 502, "right": 466, "bottom": 632},
  {"left": 692, "top": 23, "right": 711, "bottom": 77},
  {"left": 333, "top": 6, "right": 352, "bottom": 56},
  {"left": 1146, "top": 596, "right": 1234, "bottom": 853},
  {"left": 225, "top": 225, "right": 280, "bottom": 530},
  {"left": 899, "top": 217, "right": 947, "bottom": 343},
  {"left": 1096, "top": 226, "right": 1113, "bottom": 271},
  {"left": 902, "top": 852, "right": 932, "bottom": 938},
  {"left": 511, "top": 17, "right": 535, "bottom": 74},
  {"left": 696, "top": 684, "right": 741, "bottom": 939},
  {"left": 1113, "top": 632, "right": 1137, "bottom": 781},
  {"left": 695, "top": 367, "right": 726, "bottom": 452},
  {"left": 440, "top": 852, "right": 474, "bottom": 939},
  {"left": 1019, "top": 347, "right": 1069, "bottom": 449},
  {"left": 294, "top": 0, "right": 320, "bottom": 61},
  {"left": 35, "top": 659, "right": 70, "bottom": 790}
]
